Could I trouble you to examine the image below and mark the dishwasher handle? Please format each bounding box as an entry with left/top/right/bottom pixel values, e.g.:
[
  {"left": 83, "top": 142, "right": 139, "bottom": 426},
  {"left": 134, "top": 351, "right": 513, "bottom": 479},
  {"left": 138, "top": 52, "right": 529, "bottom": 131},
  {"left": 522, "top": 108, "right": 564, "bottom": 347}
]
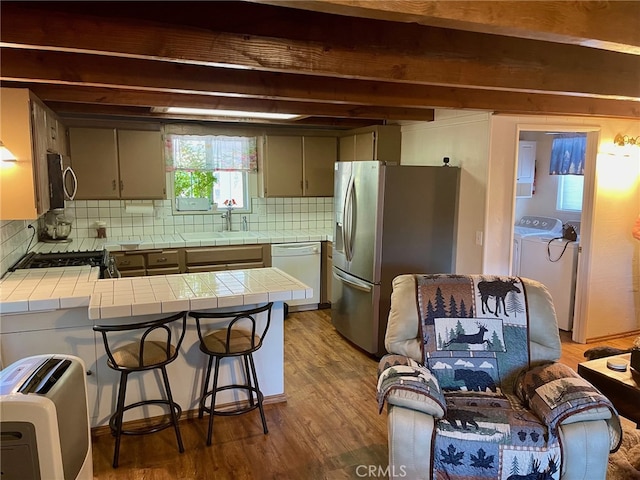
[{"left": 272, "top": 243, "right": 320, "bottom": 256}]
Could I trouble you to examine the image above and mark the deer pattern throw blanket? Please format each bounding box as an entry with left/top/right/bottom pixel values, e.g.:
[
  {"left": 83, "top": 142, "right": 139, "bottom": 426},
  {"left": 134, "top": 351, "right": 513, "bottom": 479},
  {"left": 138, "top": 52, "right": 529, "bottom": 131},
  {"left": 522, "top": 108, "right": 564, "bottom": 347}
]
[{"left": 416, "top": 274, "right": 562, "bottom": 480}]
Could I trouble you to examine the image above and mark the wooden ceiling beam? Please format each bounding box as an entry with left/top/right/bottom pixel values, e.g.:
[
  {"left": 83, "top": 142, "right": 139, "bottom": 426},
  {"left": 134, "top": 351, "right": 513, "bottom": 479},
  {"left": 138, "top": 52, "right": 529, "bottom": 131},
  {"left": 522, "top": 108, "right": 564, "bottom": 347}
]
[
  {"left": 14, "top": 83, "right": 435, "bottom": 121},
  {"left": 2, "top": 3, "right": 638, "bottom": 101},
  {"left": 2, "top": 48, "right": 638, "bottom": 119},
  {"left": 255, "top": 1, "right": 640, "bottom": 55},
  {"left": 47, "top": 102, "right": 379, "bottom": 129}
]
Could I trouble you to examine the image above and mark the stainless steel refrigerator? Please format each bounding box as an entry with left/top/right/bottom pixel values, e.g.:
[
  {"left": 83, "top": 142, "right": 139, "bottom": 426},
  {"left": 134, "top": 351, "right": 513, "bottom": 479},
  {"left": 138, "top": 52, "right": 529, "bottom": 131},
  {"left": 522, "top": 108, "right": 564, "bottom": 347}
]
[{"left": 331, "top": 161, "right": 460, "bottom": 357}]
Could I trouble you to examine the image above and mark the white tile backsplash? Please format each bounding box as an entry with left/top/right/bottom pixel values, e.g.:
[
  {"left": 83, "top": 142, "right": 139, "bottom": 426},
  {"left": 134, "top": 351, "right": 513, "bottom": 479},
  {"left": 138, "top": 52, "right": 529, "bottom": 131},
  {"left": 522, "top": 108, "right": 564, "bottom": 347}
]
[
  {"left": 0, "top": 220, "right": 35, "bottom": 277},
  {"left": 1, "top": 197, "right": 333, "bottom": 277},
  {"left": 64, "top": 197, "right": 333, "bottom": 239}
]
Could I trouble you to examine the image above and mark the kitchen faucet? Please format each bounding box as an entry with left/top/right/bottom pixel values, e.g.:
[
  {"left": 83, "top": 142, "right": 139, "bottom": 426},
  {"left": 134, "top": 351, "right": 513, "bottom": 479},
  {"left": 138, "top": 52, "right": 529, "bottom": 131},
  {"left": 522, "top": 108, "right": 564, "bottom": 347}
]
[
  {"left": 221, "top": 207, "right": 233, "bottom": 231},
  {"left": 221, "top": 199, "right": 237, "bottom": 231}
]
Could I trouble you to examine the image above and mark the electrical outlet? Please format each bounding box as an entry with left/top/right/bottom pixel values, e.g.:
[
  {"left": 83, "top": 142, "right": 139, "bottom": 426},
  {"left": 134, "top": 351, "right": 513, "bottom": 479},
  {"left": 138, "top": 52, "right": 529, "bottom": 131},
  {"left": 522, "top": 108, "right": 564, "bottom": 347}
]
[{"left": 475, "top": 231, "right": 483, "bottom": 246}]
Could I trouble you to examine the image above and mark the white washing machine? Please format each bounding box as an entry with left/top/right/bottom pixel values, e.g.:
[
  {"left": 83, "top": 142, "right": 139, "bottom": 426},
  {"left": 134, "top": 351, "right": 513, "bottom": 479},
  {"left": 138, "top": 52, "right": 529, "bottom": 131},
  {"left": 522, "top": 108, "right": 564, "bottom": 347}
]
[
  {"left": 520, "top": 235, "right": 579, "bottom": 331},
  {"left": 512, "top": 216, "right": 563, "bottom": 275}
]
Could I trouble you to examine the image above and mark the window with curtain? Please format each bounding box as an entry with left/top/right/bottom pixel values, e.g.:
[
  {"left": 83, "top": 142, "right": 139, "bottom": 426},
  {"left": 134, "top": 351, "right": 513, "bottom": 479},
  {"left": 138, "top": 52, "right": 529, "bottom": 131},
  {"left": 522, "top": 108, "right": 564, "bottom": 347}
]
[
  {"left": 165, "top": 135, "right": 257, "bottom": 211},
  {"left": 549, "top": 134, "right": 586, "bottom": 175}
]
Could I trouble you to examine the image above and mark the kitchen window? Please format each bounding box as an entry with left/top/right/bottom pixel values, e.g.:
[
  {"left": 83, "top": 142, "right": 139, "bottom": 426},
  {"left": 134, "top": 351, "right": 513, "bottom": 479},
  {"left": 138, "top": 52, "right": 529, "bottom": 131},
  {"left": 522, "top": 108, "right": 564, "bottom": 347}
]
[{"left": 165, "top": 134, "right": 257, "bottom": 213}]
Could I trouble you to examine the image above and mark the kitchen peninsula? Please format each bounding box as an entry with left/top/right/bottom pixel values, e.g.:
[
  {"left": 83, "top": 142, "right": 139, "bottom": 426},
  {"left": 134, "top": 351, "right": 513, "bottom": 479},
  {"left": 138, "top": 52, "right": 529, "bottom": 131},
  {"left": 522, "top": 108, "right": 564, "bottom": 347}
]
[{"left": 0, "top": 263, "right": 312, "bottom": 428}]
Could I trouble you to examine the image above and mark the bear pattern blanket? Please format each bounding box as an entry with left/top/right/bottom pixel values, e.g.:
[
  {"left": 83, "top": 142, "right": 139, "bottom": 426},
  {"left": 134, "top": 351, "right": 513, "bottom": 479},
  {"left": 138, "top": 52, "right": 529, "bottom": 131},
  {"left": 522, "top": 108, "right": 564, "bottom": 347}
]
[{"left": 416, "top": 274, "right": 561, "bottom": 480}]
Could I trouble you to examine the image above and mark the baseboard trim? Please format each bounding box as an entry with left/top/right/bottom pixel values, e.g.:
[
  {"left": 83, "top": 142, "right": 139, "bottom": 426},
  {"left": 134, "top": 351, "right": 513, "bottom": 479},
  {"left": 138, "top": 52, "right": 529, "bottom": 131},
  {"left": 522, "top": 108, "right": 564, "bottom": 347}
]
[{"left": 586, "top": 329, "right": 640, "bottom": 344}]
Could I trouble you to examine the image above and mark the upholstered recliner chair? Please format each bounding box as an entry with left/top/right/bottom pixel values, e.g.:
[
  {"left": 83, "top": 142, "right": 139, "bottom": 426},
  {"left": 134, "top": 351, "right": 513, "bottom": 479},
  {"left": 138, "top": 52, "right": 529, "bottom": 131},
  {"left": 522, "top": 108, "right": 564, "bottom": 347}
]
[{"left": 377, "top": 274, "right": 621, "bottom": 480}]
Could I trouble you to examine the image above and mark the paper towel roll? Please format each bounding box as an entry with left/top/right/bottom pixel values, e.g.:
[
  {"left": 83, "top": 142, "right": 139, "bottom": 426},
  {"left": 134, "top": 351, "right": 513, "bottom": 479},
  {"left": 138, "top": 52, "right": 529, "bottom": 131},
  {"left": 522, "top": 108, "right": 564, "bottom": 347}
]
[{"left": 125, "top": 205, "right": 154, "bottom": 215}]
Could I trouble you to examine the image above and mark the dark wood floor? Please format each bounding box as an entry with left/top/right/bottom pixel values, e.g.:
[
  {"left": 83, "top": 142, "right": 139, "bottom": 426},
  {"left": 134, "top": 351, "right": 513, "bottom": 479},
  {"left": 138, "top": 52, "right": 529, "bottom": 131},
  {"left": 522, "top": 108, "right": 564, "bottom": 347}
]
[
  {"left": 91, "top": 309, "right": 638, "bottom": 479},
  {"left": 91, "top": 308, "right": 388, "bottom": 479}
]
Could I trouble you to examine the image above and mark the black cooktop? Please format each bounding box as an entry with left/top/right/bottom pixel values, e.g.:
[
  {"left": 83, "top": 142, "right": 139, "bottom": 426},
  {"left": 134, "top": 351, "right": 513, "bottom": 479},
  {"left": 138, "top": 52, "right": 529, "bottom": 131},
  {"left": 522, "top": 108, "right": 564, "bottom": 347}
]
[{"left": 10, "top": 250, "right": 108, "bottom": 270}]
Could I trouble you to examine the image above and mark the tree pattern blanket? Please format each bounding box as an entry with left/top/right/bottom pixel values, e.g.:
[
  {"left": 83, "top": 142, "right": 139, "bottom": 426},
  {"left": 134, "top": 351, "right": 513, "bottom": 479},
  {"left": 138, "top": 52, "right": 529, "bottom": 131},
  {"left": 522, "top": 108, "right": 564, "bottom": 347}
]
[
  {"left": 376, "top": 274, "right": 621, "bottom": 480},
  {"left": 417, "top": 274, "right": 562, "bottom": 479}
]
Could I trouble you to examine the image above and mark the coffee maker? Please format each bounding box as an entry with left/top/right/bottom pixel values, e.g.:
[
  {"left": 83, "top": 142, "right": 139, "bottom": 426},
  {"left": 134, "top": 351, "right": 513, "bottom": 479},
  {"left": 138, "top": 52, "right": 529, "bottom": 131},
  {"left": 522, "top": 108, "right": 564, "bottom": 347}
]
[{"left": 40, "top": 208, "right": 74, "bottom": 243}]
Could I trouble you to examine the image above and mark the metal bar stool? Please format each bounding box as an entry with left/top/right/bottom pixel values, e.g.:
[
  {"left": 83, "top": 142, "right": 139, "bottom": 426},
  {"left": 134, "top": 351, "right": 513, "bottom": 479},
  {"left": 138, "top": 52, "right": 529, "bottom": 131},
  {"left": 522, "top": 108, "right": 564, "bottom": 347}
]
[
  {"left": 94, "top": 311, "right": 187, "bottom": 468},
  {"left": 190, "top": 302, "right": 273, "bottom": 446}
]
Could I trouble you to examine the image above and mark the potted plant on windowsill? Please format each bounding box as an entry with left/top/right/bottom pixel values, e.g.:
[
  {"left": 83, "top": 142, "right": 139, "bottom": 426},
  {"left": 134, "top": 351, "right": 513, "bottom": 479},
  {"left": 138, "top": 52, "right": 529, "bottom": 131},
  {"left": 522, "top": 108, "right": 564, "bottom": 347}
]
[{"left": 175, "top": 171, "right": 217, "bottom": 211}]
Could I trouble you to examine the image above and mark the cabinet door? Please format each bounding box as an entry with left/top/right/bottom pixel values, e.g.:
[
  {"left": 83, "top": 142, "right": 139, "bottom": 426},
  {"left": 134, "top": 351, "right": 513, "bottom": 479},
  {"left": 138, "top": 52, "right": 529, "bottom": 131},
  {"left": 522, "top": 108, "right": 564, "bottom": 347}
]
[
  {"left": 113, "top": 253, "right": 145, "bottom": 271},
  {"left": 339, "top": 135, "right": 356, "bottom": 161},
  {"left": 516, "top": 141, "right": 536, "bottom": 198},
  {"left": 117, "top": 130, "right": 165, "bottom": 199},
  {"left": 57, "top": 121, "right": 69, "bottom": 156},
  {"left": 44, "top": 110, "right": 58, "bottom": 152},
  {"left": 31, "top": 100, "right": 51, "bottom": 214},
  {"left": 303, "top": 136, "right": 336, "bottom": 197},
  {"left": 264, "top": 136, "right": 303, "bottom": 197},
  {"left": 354, "top": 132, "right": 375, "bottom": 160},
  {"left": 264, "top": 136, "right": 302, "bottom": 197},
  {"left": 70, "top": 127, "right": 120, "bottom": 199}
]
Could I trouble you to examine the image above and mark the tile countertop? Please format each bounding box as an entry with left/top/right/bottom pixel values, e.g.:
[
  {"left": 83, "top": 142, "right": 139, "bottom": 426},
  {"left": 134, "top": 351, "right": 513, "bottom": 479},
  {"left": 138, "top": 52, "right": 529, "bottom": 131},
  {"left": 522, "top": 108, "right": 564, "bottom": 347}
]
[
  {"left": 33, "top": 229, "right": 333, "bottom": 253},
  {"left": 0, "top": 267, "right": 312, "bottom": 320}
]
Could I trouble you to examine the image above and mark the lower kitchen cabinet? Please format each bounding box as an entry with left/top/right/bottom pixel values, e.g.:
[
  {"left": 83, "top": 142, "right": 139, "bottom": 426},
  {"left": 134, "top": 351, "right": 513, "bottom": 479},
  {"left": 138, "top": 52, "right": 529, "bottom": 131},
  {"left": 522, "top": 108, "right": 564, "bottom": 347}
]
[
  {"left": 113, "top": 252, "right": 146, "bottom": 277},
  {"left": 113, "top": 249, "right": 181, "bottom": 277},
  {"left": 184, "top": 245, "right": 270, "bottom": 273},
  {"left": 146, "top": 249, "right": 180, "bottom": 275},
  {"left": 112, "top": 246, "right": 272, "bottom": 276}
]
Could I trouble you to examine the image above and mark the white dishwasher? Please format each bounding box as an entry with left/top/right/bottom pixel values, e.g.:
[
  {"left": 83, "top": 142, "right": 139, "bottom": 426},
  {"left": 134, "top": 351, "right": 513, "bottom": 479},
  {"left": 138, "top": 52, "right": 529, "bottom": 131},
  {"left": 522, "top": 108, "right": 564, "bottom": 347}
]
[{"left": 271, "top": 242, "right": 321, "bottom": 311}]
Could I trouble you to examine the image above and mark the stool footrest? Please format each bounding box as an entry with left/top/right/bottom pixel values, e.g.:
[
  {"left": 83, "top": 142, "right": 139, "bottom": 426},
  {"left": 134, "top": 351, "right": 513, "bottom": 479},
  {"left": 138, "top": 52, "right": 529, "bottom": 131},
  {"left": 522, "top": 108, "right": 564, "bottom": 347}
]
[
  {"left": 200, "top": 385, "right": 264, "bottom": 417},
  {"left": 110, "top": 399, "right": 182, "bottom": 436}
]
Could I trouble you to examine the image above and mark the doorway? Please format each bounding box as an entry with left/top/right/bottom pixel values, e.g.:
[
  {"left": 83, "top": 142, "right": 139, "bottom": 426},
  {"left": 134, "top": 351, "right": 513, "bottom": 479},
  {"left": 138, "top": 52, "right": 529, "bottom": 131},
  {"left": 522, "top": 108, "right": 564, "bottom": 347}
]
[{"left": 511, "top": 125, "right": 600, "bottom": 341}]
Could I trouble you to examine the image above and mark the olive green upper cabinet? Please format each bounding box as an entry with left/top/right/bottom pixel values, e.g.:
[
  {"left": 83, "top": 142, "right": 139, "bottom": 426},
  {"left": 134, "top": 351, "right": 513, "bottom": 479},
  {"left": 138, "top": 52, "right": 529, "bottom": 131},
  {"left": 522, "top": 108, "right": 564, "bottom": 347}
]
[
  {"left": 302, "top": 136, "right": 336, "bottom": 197},
  {"left": 0, "top": 88, "right": 52, "bottom": 220},
  {"left": 262, "top": 135, "right": 336, "bottom": 197},
  {"left": 69, "top": 128, "right": 165, "bottom": 199},
  {"left": 338, "top": 125, "right": 401, "bottom": 162}
]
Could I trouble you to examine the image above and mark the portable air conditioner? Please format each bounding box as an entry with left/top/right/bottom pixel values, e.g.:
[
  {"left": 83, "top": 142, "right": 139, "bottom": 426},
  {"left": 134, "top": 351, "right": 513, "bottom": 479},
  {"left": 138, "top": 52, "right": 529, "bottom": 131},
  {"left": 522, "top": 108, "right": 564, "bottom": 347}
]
[{"left": 0, "top": 354, "right": 93, "bottom": 480}]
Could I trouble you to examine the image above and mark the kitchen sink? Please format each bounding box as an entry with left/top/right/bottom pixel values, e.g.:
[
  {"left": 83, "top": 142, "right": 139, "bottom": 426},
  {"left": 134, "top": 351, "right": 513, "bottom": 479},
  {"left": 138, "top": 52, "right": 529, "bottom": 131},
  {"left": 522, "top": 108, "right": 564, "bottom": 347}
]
[
  {"left": 180, "top": 231, "right": 257, "bottom": 241},
  {"left": 217, "top": 231, "right": 257, "bottom": 238}
]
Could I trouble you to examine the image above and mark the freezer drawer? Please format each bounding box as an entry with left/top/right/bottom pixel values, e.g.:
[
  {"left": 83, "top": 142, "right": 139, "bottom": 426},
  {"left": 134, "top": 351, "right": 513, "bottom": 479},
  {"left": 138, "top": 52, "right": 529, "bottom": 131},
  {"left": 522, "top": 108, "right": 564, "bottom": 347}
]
[{"left": 331, "top": 267, "right": 380, "bottom": 354}]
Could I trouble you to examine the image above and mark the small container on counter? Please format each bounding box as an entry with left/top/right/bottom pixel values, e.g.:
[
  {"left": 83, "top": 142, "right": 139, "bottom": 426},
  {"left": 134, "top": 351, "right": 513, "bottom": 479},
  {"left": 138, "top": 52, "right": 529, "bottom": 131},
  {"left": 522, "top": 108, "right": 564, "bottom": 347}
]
[{"left": 95, "top": 221, "right": 107, "bottom": 238}]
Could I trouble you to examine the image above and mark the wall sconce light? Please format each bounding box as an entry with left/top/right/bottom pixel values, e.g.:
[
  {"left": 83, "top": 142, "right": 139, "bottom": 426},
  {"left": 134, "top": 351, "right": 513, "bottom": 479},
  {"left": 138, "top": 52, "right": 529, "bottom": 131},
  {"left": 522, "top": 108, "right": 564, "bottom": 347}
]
[
  {"left": 613, "top": 133, "right": 640, "bottom": 147},
  {"left": 0, "top": 141, "right": 17, "bottom": 161}
]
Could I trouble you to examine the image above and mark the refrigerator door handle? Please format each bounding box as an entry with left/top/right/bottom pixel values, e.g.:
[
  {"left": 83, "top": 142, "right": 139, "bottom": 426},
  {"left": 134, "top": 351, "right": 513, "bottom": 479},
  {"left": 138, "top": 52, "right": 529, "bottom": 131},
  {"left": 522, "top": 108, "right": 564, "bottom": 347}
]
[
  {"left": 344, "top": 176, "right": 355, "bottom": 262},
  {"left": 333, "top": 269, "right": 372, "bottom": 292}
]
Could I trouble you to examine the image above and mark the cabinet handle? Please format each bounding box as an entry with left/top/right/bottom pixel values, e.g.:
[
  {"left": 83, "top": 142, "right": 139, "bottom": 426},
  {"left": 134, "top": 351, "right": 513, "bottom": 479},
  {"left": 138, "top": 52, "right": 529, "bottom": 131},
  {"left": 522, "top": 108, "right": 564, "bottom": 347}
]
[
  {"left": 305, "top": 179, "right": 309, "bottom": 189},
  {"left": 112, "top": 179, "right": 116, "bottom": 191},
  {"left": 157, "top": 257, "right": 167, "bottom": 262},
  {"left": 121, "top": 260, "right": 131, "bottom": 265},
  {"left": 300, "top": 180, "right": 303, "bottom": 190},
  {"left": 120, "top": 180, "right": 124, "bottom": 192}
]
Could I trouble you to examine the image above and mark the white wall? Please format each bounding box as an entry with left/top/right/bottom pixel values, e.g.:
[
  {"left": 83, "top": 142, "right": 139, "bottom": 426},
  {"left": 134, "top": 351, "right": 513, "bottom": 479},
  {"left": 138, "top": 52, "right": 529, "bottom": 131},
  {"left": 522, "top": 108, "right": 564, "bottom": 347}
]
[
  {"left": 400, "top": 111, "right": 491, "bottom": 273},
  {"left": 486, "top": 114, "right": 640, "bottom": 341}
]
